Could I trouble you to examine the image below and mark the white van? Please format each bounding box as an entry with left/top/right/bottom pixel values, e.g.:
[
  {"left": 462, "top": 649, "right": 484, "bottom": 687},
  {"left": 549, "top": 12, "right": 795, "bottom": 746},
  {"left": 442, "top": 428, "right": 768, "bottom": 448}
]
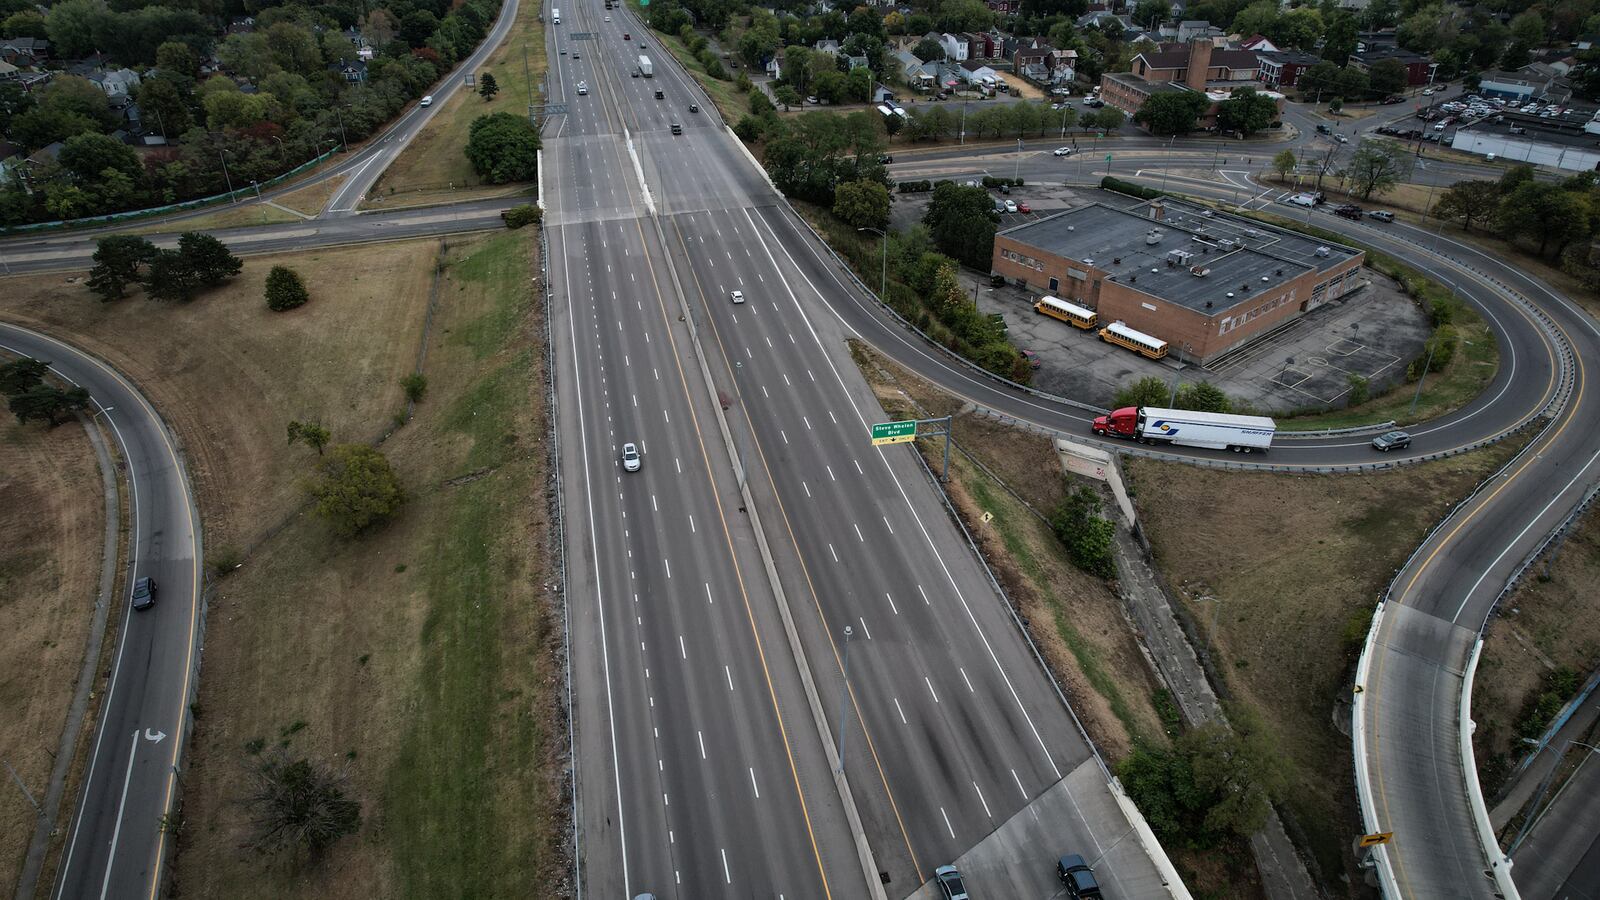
[
  {"left": 1288, "top": 193, "right": 1316, "bottom": 208},
  {"left": 552, "top": 7, "right": 561, "bottom": 22}
]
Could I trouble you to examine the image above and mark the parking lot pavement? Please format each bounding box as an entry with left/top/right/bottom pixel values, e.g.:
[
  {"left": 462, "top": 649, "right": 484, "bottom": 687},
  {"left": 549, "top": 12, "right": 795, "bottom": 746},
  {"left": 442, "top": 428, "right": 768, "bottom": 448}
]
[{"left": 967, "top": 266, "right": 1427, "bottom": 414}]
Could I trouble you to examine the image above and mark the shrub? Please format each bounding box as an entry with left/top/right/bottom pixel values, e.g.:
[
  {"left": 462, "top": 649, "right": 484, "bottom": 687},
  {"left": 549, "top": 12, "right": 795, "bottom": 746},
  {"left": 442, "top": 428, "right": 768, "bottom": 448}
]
[
  {"left": 264, "top": 265, "right": 310, "bottom": 311},
  {"left": 400, "top": 372, "right": 427, "bottom": 403},
  {"left": 307, "top": 444, "right": 405, "bottom": 537},
  {"left": 501, "top": 204, "right": 542, "bottom": 228},
  {"left": 1048, "top": 486, "right": 1117, "bottom": 579},
  {"left": 1101, "top": 175, "right": 1163, "bottom": 199}
]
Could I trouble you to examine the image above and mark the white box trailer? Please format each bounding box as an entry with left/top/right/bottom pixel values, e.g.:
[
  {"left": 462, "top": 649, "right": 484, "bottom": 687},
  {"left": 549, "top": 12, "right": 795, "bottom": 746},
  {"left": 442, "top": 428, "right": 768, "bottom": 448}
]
[
  {"left": 1093, "top": 406, "right": 1276, "bottom": 452},
  {"left": 639, "top": 55, "right": 653, "bottom": 77}
]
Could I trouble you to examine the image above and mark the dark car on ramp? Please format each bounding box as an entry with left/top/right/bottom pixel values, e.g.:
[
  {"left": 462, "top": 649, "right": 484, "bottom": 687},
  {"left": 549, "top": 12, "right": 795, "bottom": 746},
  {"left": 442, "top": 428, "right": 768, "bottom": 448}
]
[
  {"left": 131, "top": 576, "right": 157, "bottom": 611},
  {"left": 1371, "top": 430, "right": 1412, "bottom": 452},
  {"left": 1058, "top": 854, "right": 1103, "bottom": 898}
]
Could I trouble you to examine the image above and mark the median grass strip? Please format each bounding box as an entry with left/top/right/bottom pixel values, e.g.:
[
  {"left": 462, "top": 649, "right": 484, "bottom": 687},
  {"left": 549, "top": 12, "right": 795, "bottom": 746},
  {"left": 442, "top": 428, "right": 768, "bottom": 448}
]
[
  {"left": 368, "top": 4, "right": 547, "bottom": 209},
  {"left": 127, "top": 201, "right": 299, "bottom": 234},
  {"left": 0, "top": 419, "right": 103, "bottom": 891},
  {"left": 1126, "top": 437, "right": 1529, "bottom": 893},
  {"left": 167, "top": 230, "right": 562, "bottom": 898}
]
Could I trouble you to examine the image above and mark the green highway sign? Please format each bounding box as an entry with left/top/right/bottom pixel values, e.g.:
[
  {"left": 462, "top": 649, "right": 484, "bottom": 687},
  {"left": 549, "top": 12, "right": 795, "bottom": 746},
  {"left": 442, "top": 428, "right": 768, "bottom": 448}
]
[
  {"left": 1105, "top": 153, "right": 1112, "bottom": 160},
  {"left": 870, "top": 420, "right": 917, "bottom": 446}
]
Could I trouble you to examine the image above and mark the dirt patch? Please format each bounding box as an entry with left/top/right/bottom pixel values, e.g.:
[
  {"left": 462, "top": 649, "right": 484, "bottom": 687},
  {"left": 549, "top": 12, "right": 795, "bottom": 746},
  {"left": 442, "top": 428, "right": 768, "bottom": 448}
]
[
  {"left": 0, "top": 241, "right": 441, "bottom": 553},
  {"left": 851, "top": 340, "right": 1167, "bottom": 759},
  {"left": 170, "top": 230, "right": 566, "bottom": 898},
  {"left": 0, "top": 417, "right": 103, "bottom": 890},
  {"left": 1125, "top": 439, "right": 1529, "bottom": 895},
  {"left": 1474, "top": 509, "right": 1600, "bottom": 792}
]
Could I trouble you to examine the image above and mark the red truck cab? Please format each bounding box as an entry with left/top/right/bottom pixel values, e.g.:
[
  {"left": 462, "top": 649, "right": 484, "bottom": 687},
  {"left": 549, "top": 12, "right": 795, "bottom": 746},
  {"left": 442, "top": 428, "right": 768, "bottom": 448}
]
[{"left": 1092, "top": 407, "right": 1139, "bottom": 439}]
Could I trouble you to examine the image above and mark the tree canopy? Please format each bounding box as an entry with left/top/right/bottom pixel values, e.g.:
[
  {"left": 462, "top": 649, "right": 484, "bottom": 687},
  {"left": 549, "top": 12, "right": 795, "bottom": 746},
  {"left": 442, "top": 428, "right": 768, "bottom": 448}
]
[
  {"left": 924, "top": 182, "right": 998, "bottom": 269},
  {"left": 1134, "top": 91, "right": 1210, "bottom": 136},
  {"left": 465, "top": 112, "right": 541, "bottom": 184},
  {"left": 1216, "top": 87, "right": 1278, "bottom": 136}
]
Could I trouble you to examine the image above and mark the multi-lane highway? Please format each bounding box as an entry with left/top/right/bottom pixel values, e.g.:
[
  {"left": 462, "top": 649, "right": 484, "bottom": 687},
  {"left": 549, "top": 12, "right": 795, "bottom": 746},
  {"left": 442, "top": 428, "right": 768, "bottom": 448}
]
[
  {"left": 7, "top": 4, "right": 1600, "bottom": 893},
  {"left": 545, "top": 2, "right": 1173, "bottom": 897},
  {"left": 0, "top": 325, "right": 202, "bottom": 900}
]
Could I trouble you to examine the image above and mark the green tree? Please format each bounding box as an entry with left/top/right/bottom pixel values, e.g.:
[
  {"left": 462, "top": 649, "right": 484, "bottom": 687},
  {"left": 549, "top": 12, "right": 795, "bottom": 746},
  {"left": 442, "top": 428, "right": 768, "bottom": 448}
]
[
  {"left": 0, "top": 357, "right": 50, "bottom": 397},
  {"left": 144, "top": 249, "right": 205, "bottom": 301},
  {"left": 1048, "top": 485, "right": 1117, "bottom": 579},
  {"left": 400, "top": 373, "right": 428, "bottom": 403},
  {"left": 135, "top": 77, "right": 193, "bottom": 137},
  {"left": 59, "top": 133, "right": 142, "bottom": 186},
  {"left": 1497, "top": 182, "right": 1593, "bottom": 258},
  {"left": 465, "top": 112, "right": 541, "bottom": 183},
  {"left": 1216, "top": 87, "right": 1278, "bottom": 136},
  {"left": 749, "top": 88, "right": 775, "bottom": 116},
  {"left": 1333, "top": 65, "right": 1369, "bottom": 100},
  {"left": 286, "top": 420, "right": 331, "bottom": 454},
  {"left": 478, "top": 71, "right": 499, "bottom": 100},
  {"left": 244, "top": 752, "right": 362, "bottom": 858},
  {"left": 1272, "top": 148, "right": 1298, "bottom": 182},
  {"left": 8, "top": 384, "right": 90, "bottom": 426},
  {"left": 1114, "top": 376, "right": 1170, "bottom": 409},
  {"left": 833, "top": 179, "right": 890, "bottom": 230},
  {"left": 1088, "top": 106, "right": 1124, "bottom": 133},
  {"left": 924, "top": 181, "right": 998, "bottom": 268},
  {"left": 1277, "top": 7, "right": 1323, "bottom": 50},
  {"left": 1135, "top": 91, "right": 1209, "bottom": 135},
  {"left": 265, "top": 265, "right": 310, "bottom": 311},
  {"left": 1321, "top": 11, "right": 1358, "bottom": 64},
  {"left": 1434, "top": 180, "right": 1499, "bottom": 232},
  {"left": 1132, "top": 0, "right": 1168, "bottom": 28},
  {"left": 87, "top": 234, "right": 157, "bottom": 301},
  {"left": 1118, "top": 713, "right": 1284, "bottom": 849},
  {"left": 912, "top": 37, "right": 945, "bottom": 62},
  {"left": 178, "top": 232, "right": 243, "bottom": 288},
  {"left": 1298, "top": 60, "right": 1340, "bottom": 98},
  {"left": 1231, "top": 1, "right": 1280, "bottom": 39},
  {"left": 155, "top": 41, "right": 199, "bottom": 81},
  {"left": 773, "top": 84, "right": 802, "bottom": 111},
  {"left": 1343, "top": 139, "right": 1412, "bottom": 200},
  {"left": 1173, "top": 381, "right": 1231, "bottom": 412},
  {"left": 1367, "top": 58, "right": 1408, "bottom": 97},
  {"left": 1509, "top": 10, "right": 1546, "bottom": 46},
  {"left": 308, "top": 444, "right": 405, "bottom": 536}
]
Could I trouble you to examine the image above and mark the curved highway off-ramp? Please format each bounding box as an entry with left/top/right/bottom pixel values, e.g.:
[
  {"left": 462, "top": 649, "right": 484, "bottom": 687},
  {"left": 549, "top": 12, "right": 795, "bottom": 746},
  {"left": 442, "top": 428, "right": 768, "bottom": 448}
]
[{"left": 0, "top": 323, "right": 203, "bottom": 900}]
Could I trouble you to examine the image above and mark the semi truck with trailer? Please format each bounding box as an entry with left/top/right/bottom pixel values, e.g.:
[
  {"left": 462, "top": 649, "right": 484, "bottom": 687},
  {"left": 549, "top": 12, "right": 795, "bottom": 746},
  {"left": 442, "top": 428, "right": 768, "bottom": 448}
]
[
  {"left": 1092, "top": 406, "right": 1276, "bottom": 453},
  {"left": 638, "top": 55, "right": 653, "bottom": 77}
]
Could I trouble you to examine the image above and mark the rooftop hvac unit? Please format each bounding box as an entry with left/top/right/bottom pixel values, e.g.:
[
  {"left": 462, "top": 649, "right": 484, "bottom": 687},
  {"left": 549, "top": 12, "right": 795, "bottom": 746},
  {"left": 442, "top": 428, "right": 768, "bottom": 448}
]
[
  {"left": 1146, "top": 229, "right": 1163, "bottom": 245},
  {"left": 1315, "top": 246, "right": 1331, "bottom": 257},
  {"left": 1217, "top": 238, "right": 1237, "bottom": 251},
  {"left": 1190, "top": 265, "right": 1211, "bottom": 277},
  {"left": 1167, "top": 249, "right": 1193, "bottom": 265}
]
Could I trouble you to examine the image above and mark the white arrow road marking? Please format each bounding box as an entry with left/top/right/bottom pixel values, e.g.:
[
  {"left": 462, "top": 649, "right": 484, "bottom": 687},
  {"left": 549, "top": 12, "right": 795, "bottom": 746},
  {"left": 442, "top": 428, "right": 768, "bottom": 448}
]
[{"left": 143, "top": 729, "right": 165, "bottom": 743}]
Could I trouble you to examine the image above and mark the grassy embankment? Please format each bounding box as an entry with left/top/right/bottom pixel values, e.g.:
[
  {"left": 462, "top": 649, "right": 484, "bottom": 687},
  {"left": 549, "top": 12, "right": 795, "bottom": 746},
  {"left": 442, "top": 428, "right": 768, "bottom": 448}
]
[
  {"left": 1127, "top": 437, "right": 1530, "bottom": 894},
  {"left": 0, "top": 418, "right": 103, "bottom": 890},
  {"left": 368, "top": 3, "right": 547, "bottom": 208},
  {"left": 0, "top": 232, "right": 564, "bottom": 897}
]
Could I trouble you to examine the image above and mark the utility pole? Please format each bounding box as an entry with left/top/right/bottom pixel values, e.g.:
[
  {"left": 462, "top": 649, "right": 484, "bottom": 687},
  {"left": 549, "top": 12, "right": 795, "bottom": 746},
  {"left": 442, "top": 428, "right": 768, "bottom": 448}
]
[
  {"left": 834, "top": 625, "right": 854, "bottom": 773},
  {"left": 217, "top": 148, "right": 235, "bottom": 200},
  {"left": 1409, "top": 339, "right": 1437, "bottom": 416}
]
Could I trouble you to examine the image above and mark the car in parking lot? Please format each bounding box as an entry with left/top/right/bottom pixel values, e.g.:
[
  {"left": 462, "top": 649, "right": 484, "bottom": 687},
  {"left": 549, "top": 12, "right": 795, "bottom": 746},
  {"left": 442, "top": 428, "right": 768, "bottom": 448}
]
[
  {"left": 1017, "top": 201, "right": 1031, "bottom": 213},
  {"left": 934, "top": 865, "right": 970, "bottom": 900},
  {"left": 1058, "top": 854, "right": 1103, "bottom": 899},
  {"left": 730, "top": 290, "right": 745, "bottom": 304},
  {"left": 131, "top": 576, "right": 157, "bottom": 611},
  {"left": 1053, "top": 146, "right": 1074, "bottom": 156},
  {"left": 1004, "top": 199, "right": 1017, "bottom": 213},
  {"left": 621, "top": 442, "right": 642, "bottom": 471},
  {"left": 1020, "top": 349, "right": 1041, "bottom": 368},
  {"left": 1371, "top": 430, "right": 1412, "bottom": 452}
]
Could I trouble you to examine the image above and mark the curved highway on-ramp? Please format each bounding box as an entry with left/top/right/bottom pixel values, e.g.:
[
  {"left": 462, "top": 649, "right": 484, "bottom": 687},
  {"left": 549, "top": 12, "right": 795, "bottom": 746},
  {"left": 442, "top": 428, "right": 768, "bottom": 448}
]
[{"left": 0, "top": 324, "right": 202, "bottom": 900}]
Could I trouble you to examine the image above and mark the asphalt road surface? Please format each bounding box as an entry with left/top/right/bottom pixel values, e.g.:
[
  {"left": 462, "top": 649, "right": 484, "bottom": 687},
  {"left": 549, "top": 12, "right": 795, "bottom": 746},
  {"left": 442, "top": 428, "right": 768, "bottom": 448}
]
[{"left": 0, "top": 325, "right": 202, "bottom": 900}]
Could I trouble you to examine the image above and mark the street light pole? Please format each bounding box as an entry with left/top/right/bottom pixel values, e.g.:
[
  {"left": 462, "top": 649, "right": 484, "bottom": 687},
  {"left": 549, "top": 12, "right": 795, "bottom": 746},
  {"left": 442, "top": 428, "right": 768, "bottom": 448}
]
[
  {"left": 1160, "top": 133, "right": 1175, "bottom": 192},
  {"left": 218, "top": 149, "right": 235, "bottom": 201},
  {"left": 835, "top": 625, "right": 854, "bottom": 773},
  {"left": 1409, "top": 339, "right": 1437, "bottom": 415},
  {"left": 1014, "top": 137, "right": 1022, "bottom": 181}
]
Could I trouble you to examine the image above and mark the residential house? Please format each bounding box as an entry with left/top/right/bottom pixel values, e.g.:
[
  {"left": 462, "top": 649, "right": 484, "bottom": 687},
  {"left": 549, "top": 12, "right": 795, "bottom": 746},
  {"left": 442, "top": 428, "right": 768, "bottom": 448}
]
[
  {"left": 765, "top": 49, "right": 784, "bottom": 80},
  {"left": 330, "top": 58, "right": 367, "bottom": 83},
  {"left": 28, "top": 141, "right": 64, "bottom": 166},
  {"left": 1348, "top": 46, "right": 1436, "bottom": 86},
  {"left": 845, "top": 53, "right": 869, "bottom": 70},
  {"left": 814, "top": 39, "right": 841, "bottom": 56},
  {"left": 0, "top": 37, "right": 48, "bottom": 67},
  {"left": 986, "top": 0, "right": 1020, "bottom": 14},
  {"left": 960, "top": 60, "right": 999, "bottom": 86},
  {"left": 1238, "top": 34, "right": 1281, "bottom": 54},
  {"left": 1257, "top": 49, "right": 1319, "bottom": 88},
  {"left": 1077, "top": 10, "right": 1135, "bottom": 35},
  {"left": 1126, "top": 44, "right": 1261, "bottom": 84},
  {"left": 89, "top": 68, "right": 142, "bottom": 103},
  {"left": 1156, "top": 20, "right": 1224, "bottom": 43},
  {"left": 0, "top": 60, "right": 17, "bottom": 82},
  {"left": 227, "top": 16, "right": 256, "bottom": 34},
  {"left": 940, "top": 32, "right": 966, "bottom": 61},
  {"left": 1577, "top": 34, "right": 1600, "bottom": 50}
]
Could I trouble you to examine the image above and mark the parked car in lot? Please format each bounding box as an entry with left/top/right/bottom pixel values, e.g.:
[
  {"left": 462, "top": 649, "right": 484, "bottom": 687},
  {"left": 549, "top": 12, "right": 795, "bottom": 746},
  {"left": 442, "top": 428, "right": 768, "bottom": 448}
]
[
  {"left": 1367, "top": 210, "right": 1395, "bottom": 222},
  {"left": 1017, "top": 201, "right": 1031, "bottom": 213},
  {"left": 1371, "top": 430, "right": 1412, "bottom": 452},
  {"left": 1004, "top": 199, "right": 1018, "bottom": 213},
  {"left": 131, "top": 576, "right": 157, "bottom": 611},
  {"left": 1380, "top": 95, "right": 1404, "bottom": 104}
]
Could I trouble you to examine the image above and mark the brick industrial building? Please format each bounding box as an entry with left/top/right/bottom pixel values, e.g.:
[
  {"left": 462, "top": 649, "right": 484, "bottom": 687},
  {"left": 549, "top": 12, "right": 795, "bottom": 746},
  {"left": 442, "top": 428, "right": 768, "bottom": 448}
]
[
  {"left": 991, "top": 199, "right": 1366, "bottom": 364},
  {"left": 1099, "top": 40, "right": 1286, "bottom": 131}
]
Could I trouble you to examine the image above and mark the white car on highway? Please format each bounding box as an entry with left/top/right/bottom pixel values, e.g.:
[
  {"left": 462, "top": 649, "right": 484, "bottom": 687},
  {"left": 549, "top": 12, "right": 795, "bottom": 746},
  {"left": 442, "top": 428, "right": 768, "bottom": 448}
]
[
  {"left": 621, "top": 442, "right": 641, "bottom": 471},
  {"left": 1053, "top": 146, "right": 1074, "bottom": 156},
  {"left": 730, "top": 290, "right": 746, "bottom": 304}
]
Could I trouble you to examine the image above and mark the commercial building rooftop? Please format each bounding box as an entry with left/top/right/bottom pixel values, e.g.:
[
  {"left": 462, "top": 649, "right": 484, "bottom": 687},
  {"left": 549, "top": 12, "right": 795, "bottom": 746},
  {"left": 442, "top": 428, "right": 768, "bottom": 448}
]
[
  {"left": 998, "top": 199, "right": 1360, "bottom": 314},
  {"left": 1455, "top": 111, "right": 1600, "bottom": 149}
]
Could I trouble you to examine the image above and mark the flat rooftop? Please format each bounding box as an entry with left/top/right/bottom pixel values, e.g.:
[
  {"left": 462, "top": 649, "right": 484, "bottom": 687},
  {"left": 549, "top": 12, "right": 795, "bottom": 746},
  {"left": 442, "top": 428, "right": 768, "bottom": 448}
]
[{"left": 999, "top": 199, "right": 1360, "bottom": 315}]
